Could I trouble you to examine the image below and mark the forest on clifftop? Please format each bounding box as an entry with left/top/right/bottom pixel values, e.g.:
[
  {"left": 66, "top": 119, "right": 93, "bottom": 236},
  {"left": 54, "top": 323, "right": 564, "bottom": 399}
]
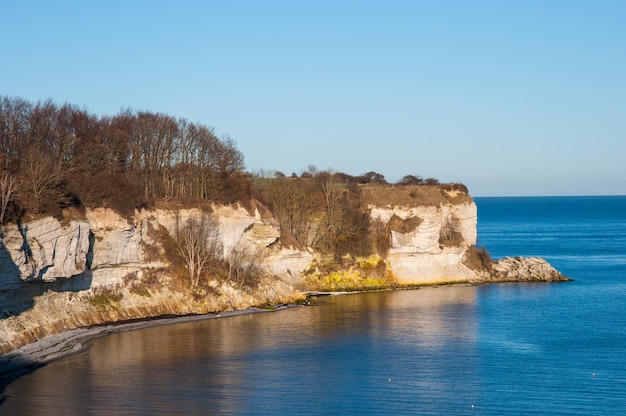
[{"left": 0, "top": 96, "right": 468, "bottom": 259}]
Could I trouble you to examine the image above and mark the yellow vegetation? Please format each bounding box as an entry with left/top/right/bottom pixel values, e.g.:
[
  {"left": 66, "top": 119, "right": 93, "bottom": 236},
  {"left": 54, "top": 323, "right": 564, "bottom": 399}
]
[{"left": 305, "top": 255, "right": 397, "bottom": 292}]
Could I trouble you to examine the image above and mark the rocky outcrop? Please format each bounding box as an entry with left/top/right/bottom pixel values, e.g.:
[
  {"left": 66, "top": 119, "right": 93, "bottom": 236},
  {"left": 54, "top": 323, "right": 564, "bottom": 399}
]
[
  {"left": 144, "top": 206, "right": 311, "bottom": 285},
  {"left": 489, "top": 256, "right": 569, "bottom": 282},
  {"left": 0, "top": 206, "right": 292, "bottom": 290}
]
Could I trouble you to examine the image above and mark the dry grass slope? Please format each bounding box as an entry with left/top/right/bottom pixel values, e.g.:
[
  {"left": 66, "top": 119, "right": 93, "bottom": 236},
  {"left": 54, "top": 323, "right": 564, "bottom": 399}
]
[{"left": 360, "top": 184, "right": 472, "bottom": 207}]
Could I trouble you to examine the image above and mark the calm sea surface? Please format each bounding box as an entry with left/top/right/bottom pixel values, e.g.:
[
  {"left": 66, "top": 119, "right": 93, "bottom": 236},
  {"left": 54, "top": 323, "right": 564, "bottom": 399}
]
[{"left": 3, "top": 196, "right": 626, "bottom": 415}]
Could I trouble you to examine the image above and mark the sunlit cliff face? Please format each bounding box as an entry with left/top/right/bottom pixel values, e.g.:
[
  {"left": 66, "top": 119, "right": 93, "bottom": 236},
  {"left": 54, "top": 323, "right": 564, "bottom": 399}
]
[
  {"left": 0, "top": 185, "right": 479, "bottom": 354},
  {"left": 369, "top": 202, "right": 479, "bottom": 284}
]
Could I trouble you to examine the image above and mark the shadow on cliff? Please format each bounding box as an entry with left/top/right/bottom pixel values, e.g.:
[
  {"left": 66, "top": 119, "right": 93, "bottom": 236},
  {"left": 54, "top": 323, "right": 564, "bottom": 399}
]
[
  {"left": 0, "top": 240, "right": 94, "bottom": 404},
  {"left": 0, "top": 242, "right": 93, "bottom": 319}
]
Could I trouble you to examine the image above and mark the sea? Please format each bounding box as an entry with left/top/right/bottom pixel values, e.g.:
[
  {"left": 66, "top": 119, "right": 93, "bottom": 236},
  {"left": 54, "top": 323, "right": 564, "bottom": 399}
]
[{"left": 2, "top": 196, "right": 626, "bottom": 415}]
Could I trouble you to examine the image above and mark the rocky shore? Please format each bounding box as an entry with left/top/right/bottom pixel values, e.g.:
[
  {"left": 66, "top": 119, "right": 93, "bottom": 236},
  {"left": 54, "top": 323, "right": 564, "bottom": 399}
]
[{"left": 488, "top": 256, "right": 570, "bottom": 282}]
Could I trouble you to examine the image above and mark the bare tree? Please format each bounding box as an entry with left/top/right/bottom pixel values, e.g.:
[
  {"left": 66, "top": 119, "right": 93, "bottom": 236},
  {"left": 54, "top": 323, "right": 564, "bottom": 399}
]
[
  {"left": 439, "top": 215, "right": 462, "bottom": 247},
  {"left": 264, "top": 178, "right": 321, "bottom": 246},
  {"left": 22, "top": 149, "right": 58, "bottom": 207},
  {"left": 226, "top": 245, "right": 266, "bottom": 287},
  {"left": 175, "top": 213, "right": 222, "bottom": 287},
  {"left": 319, "top": 171, "right": 344, "bottom": 248},
  {"left": 0, "top": 95, "right": 251, "bottom": 216},
  {"left": 315, "top": 171, "right": 371, "bottom": 256},
  {"left": 0, "top": 96, "right": 32, "bottom": 170},
  {"left": 0, "top": 171, "right": 16, "bottom": 226}
]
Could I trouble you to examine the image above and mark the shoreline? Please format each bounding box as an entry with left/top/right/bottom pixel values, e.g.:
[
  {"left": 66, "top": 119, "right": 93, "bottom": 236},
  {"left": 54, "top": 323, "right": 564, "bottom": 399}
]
[
  {"left": 0, "top": 273, "right": 571, "bottom": 402},
  {"left": 0, "top": 286, "right": 443, "bottom": 396},
  {"left": 0, "top": 304, "right": 293, "bottom": 400}
]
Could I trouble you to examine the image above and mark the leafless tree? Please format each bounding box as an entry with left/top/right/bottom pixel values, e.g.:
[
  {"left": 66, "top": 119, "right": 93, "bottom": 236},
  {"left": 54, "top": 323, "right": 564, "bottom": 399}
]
[
  {"left": 439, "top": 215, "right": 462, "bottom": 247},
  {"left": 0, "top": 96, "right": 32, "bottom": 170},
  {"left": 0, "top": 171, "right": 16, "bottom": 226},
  {"left": 319, "top": 171, "right": 344, "bottom": 247},
  {"left": 22, "top": 149, "right": 58, "bottom": 206},
  {"left": 175, "top": 213, "right": 222, "bottom": 287},
  {"left": 0, "top": 95, "right": 251, "bottom": 216},
  {"left": 264, "top": 178, "right": 321, "bottom": 246},
  {"left": 226, "top": 245, "right": 266, "bottom": 287}
]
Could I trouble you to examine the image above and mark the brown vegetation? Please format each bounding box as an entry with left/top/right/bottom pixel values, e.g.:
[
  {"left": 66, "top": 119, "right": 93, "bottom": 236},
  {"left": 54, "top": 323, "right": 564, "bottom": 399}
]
[
  {"left": 386, "top": 214, "right": 423, "bottom": 234},
  {"left": 252, "top": 169, "right": 472, "bottom": 260},
  {"left": 463, "top": 245, "right": 493, "bottom": 273},
  {"left": 439, "top": 215, "right": 464, "bottom": 247},
  {"left": 174, "top": 213, "right": 222, "bottom": 287},
  {"left": 0, "top": 96, "right": 248, "bottom": 221},
  {"left": 254, "top": 177, "right": 321, "bottom": 246},
  {"left": 254, "top": 172, "right": 374, "bottom": 258},
  {"left": 360, "top": 184, "right": 472, "bottom": 207},
  {"left": 0, "top": 95, "right": 475, "bottom": 282}
]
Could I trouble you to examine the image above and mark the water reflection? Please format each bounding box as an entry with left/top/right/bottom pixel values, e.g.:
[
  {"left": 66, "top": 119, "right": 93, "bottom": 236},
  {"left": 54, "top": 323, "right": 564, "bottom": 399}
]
[{"left": 4, "top": 287, "right": 482, "bottom": 415}]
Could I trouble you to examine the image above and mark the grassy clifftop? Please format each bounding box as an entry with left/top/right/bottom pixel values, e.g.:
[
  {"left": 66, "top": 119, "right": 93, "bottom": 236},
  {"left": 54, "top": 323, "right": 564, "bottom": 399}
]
[{"left": 360, "top": 183, "right": 473, "bottom": 207}]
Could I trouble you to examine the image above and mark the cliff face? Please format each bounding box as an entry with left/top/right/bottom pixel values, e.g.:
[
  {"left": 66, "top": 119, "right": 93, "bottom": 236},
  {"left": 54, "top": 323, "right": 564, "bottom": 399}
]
[
  {"left": 0, "top": 187, "right": 567, "bottom": 355},
  {"left": 0, "top": 205, "right": 305, "bottom": 354},
  {"left": 0, "top": 200, "right": 480, "bottom": 290},
  {"left": 2, "top": 218, "right": 91, "bottom": 284},
  {"left": 0, "top": 207, "right": 289, "bottom": 287},
  {"left": 370, "top": 202, "right": 478, "bottom": 284}
]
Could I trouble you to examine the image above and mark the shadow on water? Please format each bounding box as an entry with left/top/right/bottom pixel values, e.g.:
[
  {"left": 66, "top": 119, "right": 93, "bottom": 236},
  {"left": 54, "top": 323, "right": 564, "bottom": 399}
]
[{"left": 0, "top": 354, "right": 46, "bottom": 405}]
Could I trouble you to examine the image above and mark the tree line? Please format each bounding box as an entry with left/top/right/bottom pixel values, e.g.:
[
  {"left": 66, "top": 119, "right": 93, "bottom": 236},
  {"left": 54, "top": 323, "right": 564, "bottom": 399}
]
[
  {"left": 253, "top": 167, "right": 468, "bottom": 260},
  {"left": 0, "top": 95, "right": 470, "bottom": 286},
  {"left": 266, "top": 167, "right": 443, "bottom": 187},
  {"left": 0, "top": 96, "right": 247, "bottom": 221}
]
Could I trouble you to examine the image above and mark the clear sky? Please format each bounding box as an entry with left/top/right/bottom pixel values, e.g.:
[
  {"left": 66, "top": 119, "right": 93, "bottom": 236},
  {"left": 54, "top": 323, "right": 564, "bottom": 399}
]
[{"left": 2, "top": 1, "right": 625, "bottom": 196}]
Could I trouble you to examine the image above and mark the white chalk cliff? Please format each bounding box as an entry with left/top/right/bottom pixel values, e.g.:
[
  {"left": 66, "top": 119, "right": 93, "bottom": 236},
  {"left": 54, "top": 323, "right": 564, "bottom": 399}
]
[
  {"left": 0, "top": 201, "right": 480, "bottom": 289},
  {"left": 0, "top": 191, "right": 567, "bottom": 355},
  {"left": 370, "top": 202, "right": 478, "bottom": 284},
  {"left": 3, "top": 218, "right": 91, "bottom": 283},
  {"left": 0, "top": 197, "right": 566, "bottom": 289}
]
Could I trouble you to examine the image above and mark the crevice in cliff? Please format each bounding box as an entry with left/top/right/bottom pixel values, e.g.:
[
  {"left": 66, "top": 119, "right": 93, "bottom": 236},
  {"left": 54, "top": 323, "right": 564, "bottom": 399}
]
[{"left": 86, "top": 231, "right": 94, "bottom": 270}]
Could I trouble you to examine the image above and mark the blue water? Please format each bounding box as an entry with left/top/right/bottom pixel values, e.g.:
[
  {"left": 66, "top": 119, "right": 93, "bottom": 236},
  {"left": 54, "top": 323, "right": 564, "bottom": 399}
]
[
  {"left": 2, "top": 196, "right": 626, "bottom": 415},
  {"left": 473, "top": 196, "right": 626, "bottom": 415}
]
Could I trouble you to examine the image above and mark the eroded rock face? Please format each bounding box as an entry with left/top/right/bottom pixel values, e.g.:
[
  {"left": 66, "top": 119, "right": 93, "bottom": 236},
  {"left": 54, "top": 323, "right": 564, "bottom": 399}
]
[
  {"left": 2, "top": 218, "right": 91, "bottom": 282},
  {"left": 86, "top": 209, "right": 144, "bottom": 269},
  {"left": 0, "top": 196, "right": 571, "bottom": 356},
  {"left": 263, "top": 248, "right": 314, "bottom": 286},
  {"left": 0, "top": 199, "right": 565, "bottom": 291},
  {"left": 152, "top": 206, "right": 260, "bottom": 259},
  {"left": 490, "top": 256, "right": 569, "bottom": 282},
  {"left": 0, "top": 205, "right": 288, "bottom": 289},
  {"left": 370, "top": 202, "right": 479, "bottom": 284}
]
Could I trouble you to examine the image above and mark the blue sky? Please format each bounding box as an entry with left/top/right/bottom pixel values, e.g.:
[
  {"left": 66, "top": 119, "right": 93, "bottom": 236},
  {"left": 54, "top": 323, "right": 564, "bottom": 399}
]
[{"left": 2, "top": 0, "right": 625, "bottom": 196}]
